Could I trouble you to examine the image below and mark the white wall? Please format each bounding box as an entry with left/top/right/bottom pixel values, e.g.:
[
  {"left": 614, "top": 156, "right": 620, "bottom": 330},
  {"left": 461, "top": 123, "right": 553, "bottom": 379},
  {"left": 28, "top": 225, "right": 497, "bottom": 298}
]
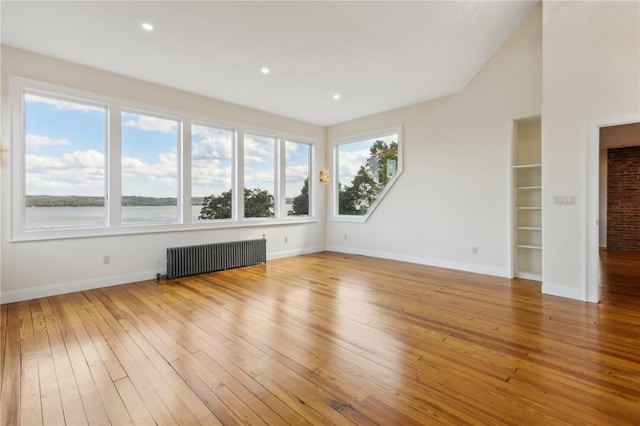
[
  {"left": 0, "top": 46, "right": 326, "bottom": 303},
  {"left": 542, "top": 1, "right": 640, "bottom": 301},
  {"left": 325, "top": 5, "right": 542, "bottom": 277}
]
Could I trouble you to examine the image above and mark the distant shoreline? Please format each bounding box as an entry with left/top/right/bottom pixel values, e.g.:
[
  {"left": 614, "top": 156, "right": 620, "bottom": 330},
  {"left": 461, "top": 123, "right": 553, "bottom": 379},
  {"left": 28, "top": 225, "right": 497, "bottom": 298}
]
[{"left": 26, "top": 195, "right": 205, "bottom": 207}]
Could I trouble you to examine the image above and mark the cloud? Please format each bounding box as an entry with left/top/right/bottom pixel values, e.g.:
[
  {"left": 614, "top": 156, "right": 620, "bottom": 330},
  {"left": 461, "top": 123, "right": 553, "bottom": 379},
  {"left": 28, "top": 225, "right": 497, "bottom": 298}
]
[
  {"left": 26, "top": 149, "right": 105, "bottom": 194},
  {"left": 122, "top": 113, "right": 178, "bottom": 134},
  {"left": 192, "top": 126, "right": 233, "bottom": 161},
  {"left": 122, "top": 153, "right": 177, "bottom": 179},
  {"left": 338, "top": 147, "right": 370, "bottom": 184},
  {"left": 25, "top": 94, "right": 104, "bottom": 113},
  {"left": 26, "top": 134, "right": 72, "bottom": 149},
  {"left": 191, "top": 162, "right": 233, "bottom": 196},
  {"left": 244, "top": 134, "right": 275, "bottom": 163},
  {"left": 285, "top": 164, "right": 309, "bottom": 184}
]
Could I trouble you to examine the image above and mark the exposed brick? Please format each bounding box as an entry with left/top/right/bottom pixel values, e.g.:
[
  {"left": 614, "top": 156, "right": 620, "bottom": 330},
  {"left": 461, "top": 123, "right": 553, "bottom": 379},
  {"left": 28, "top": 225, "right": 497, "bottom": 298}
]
[{"left": 607, "top": 146, "right": 640, "bottom": 252}]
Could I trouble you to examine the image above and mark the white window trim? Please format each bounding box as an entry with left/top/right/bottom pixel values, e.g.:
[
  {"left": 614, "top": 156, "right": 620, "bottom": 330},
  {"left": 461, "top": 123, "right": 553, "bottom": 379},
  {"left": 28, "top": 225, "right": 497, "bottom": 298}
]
[
  {"left": 331, "top": 125, "right": 403, "bottom": 223},
  {"left": 10, "top": 76, "right": 319, "bottom": 242}
]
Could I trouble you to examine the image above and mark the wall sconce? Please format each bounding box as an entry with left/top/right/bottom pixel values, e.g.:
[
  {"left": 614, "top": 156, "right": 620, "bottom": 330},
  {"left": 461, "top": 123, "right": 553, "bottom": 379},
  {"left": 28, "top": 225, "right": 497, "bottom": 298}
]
[{"left": 319, "top": 171, "right": 330, "bottom": 183}]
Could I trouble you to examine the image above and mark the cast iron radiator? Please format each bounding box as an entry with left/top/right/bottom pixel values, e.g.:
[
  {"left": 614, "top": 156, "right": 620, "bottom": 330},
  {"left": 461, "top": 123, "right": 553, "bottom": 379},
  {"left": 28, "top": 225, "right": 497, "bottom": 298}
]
[{"left": 166, "top": 238, "right": 266, "bottom": 279}]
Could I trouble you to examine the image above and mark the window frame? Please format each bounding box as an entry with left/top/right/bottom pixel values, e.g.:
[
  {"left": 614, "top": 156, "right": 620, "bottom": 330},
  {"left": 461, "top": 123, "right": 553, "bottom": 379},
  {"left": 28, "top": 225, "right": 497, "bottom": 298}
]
[
  {"left": 20, "top": 88, "right": 110, "bottom": 231},
  {"left": 331, "top": 125, "right": 403, "bottom": 223},
  {"left": 284, "top": 139, "right": 313, "bottom": 218},
  {"left": 10, "top": 76, "right": 318, "bottom": 242},
  {"left": 189, "top": 121, "right": 237, "bottom": 223},
  {"left": 119, "top": 107, "right": 183, "bottom": 227}
]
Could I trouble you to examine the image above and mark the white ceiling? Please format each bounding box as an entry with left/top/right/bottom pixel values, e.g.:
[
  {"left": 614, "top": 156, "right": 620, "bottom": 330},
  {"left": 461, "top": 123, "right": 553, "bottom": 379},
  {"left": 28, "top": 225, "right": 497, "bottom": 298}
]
[{"left": 1, "top": 1, "right": 537, "bottom": 126}]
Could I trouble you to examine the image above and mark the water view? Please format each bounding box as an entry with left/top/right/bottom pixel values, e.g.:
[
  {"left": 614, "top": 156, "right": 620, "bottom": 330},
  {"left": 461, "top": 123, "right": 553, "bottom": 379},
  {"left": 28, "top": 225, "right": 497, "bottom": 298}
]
[{"left": 25, "top": 206, "right": 207, "bottom": 229}]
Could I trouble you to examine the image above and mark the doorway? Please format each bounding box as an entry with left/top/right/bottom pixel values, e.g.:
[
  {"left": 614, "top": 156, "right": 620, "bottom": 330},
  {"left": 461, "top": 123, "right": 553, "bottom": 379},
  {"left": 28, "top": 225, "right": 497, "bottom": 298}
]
[{"left": 587, "top": 113, "right": 640, "bottom": 303}]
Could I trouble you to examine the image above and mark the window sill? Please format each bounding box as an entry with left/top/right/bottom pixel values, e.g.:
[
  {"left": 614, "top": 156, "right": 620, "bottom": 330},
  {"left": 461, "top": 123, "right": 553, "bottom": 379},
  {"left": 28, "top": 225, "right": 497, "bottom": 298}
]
[{"left": 11, "top": 217, "right": 319, "bottom": 243}]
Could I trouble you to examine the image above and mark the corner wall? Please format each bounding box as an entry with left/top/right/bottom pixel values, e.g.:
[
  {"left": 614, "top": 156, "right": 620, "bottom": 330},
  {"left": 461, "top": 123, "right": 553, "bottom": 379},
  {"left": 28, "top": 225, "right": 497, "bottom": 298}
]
[
  {"left": 542, "top": 0, "right": 640, "bottom": 300},
  {"left": 325, "top": 5, "right": 542, "bottom": 277},
  {"left": 0, "top": 46, "right": 326, "bottom": 303}
]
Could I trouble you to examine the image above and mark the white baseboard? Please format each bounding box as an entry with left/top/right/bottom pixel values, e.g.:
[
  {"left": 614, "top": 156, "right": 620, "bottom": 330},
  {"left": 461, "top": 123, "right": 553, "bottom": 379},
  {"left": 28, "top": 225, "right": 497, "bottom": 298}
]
[
  {"left": 0, "top": 246, "right": 327, "bottom": 304},
  {"left": 267, "top": 246, "right": 325, "bottom": 260},
  {"left": 541, "top": 282, "right": 588, "bottom": 302},
  {"left": 0, "top": 269, "right": 158, "bottom": 304},
  {"left": 325, "top": 245, "right": 510, "bottom": 278}
]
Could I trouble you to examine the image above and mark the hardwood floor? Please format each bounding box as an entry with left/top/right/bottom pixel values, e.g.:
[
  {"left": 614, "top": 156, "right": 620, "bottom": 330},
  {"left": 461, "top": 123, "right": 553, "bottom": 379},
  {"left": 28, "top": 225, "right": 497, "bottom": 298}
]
[{"left": 2, "top": 251, "right": 639, "bottom": 425}]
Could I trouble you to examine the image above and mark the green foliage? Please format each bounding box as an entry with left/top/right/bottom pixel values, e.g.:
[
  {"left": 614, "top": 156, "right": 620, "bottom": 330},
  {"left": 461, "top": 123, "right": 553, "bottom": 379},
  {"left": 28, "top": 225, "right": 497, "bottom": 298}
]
[
  {"left": 198, "top": 188, "right": 274, "bottom": 220},
  {"left": 199, "top": 190, "right": 232, "bottom": 220},
  {"left": 288, "top": 178, "right": 309, "bottom": 216},
  {"left": 339, "top": 140, "right": 398, "bottom": 216},
  {"left": 244, "top": 188, "right": 274, "bottom": 218}
]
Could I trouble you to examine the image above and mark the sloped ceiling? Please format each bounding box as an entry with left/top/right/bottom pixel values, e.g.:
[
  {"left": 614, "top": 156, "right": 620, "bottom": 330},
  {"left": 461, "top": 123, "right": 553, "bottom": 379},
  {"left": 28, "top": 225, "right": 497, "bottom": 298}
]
[{"left": 1, "top": 1, "right": 537, "bottom": 126}]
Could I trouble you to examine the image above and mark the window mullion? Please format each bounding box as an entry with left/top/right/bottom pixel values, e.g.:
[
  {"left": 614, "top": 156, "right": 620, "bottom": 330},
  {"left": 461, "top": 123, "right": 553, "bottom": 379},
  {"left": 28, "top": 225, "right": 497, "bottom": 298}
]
[
  {"left": 109, "top": 106, "right": 122, "bottom": 228},
  {"left": 182, "top": 119, "right": 191, "bottom": 224},
  {"left": 236, "top": 131, "right": 244, "bottom": 221},
  {"left": 277, "top": 138, "right": 286, "bottom": 218}
]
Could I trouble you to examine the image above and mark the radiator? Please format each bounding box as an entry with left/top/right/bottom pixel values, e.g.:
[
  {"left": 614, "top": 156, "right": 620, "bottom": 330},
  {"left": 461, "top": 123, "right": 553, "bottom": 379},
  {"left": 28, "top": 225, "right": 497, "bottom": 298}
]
[{"left": 166, "top": 238, "right": 266, "bottom": 279}]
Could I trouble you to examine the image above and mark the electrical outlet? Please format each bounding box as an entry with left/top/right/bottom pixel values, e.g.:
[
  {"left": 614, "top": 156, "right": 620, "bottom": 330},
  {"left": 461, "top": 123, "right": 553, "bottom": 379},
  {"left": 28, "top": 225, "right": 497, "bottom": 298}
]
[
  {"left": 343, "top": 233, "right": 348, "bottom": 240},
  {"left": 472, "top": 247, "right": 478, "bottom": 255},
  {"left": 284, "top": 236, "right": 288, "bottom": 243},
  {"left": 103, "top": 255, "right": 111, "bottom": 264}
]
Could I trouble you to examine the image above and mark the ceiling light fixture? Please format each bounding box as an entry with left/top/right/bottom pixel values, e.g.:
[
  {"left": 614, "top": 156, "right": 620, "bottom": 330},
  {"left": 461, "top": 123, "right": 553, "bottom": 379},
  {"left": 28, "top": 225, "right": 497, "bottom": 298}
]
[
  {"left": 261, "top": 67, "right": 270, "bottom": 74},
  {"left": 333, "top": 94, "right": 341, "bottom": 100},
  {"left": 142, "top": 22, "right": 154, "bottom": 32}
]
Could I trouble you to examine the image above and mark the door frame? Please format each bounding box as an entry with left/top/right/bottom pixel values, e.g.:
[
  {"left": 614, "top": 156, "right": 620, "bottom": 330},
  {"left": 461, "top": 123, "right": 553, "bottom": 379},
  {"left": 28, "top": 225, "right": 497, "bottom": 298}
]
[{"left": 586, "top": 111, "right": 640, "bottom": 303}]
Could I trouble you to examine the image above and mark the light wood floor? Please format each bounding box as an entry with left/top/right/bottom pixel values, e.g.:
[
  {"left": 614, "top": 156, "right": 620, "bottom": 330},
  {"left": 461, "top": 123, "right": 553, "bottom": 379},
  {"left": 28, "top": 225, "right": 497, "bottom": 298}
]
[{"left": 2, "top": 251, "right": 639, "bottom": 425}]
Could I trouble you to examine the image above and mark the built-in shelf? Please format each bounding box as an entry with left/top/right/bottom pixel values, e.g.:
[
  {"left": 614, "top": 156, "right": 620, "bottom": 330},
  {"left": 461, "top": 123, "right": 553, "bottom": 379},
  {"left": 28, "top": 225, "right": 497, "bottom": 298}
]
[
  {"left": 512, "top": 117, "right": 542, "bottom": 282},
  {"left": 513, "top": 163, "right": 542, "bottom": 169},
  {"left": 517, "top": 244, "right": 542, "bottom": 250},
  {"left": 516, "top": 271, "right": 542, "bottom": 281}
]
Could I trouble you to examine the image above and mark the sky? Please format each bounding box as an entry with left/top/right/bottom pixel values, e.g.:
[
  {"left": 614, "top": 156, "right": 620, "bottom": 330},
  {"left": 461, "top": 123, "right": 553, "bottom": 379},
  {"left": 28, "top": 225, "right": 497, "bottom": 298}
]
[
  {"left": 337, "top": 134, "right": 398, "bottom": 187},
  {"left": 24, "top": 92, "right": 310, "bottom": 201}
]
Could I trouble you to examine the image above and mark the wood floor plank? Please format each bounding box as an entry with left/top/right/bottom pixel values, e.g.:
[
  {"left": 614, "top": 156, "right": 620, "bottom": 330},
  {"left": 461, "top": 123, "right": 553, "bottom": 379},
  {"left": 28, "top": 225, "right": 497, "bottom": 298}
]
[
  {"left": 18, "top": 300, "right": 42, "bottom": 426},
  {"left": 2, "top": 250, "right": 640, "bottom": 424},
  {"left": 29, "top": 299, "right": 66, "bottom": 426},
  {"left": 1, "top": 303, "right": 22, "bottom": 426},
  {"left": 48, "top": 295, "right": 113, "bottom": 425}
]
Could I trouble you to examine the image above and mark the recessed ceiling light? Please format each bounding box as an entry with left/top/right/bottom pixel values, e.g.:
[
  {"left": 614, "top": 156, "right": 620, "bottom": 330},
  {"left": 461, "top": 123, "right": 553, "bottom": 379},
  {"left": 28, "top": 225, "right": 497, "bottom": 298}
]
[
  {"left": 261, "top": 67, "right": 270, "bottom": 74},
  {"left": 333, "top": 94, "right": 341, "bottom": 100},
  {"left": 142, "top": 22, "right": 154, "bottom": 32}
]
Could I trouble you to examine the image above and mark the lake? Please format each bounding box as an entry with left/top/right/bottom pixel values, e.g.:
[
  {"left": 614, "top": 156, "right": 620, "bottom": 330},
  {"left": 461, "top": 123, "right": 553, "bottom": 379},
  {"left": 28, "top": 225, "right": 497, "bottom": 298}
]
[{"left": 25, "top": 206, "right": 207, "bottom": 228}]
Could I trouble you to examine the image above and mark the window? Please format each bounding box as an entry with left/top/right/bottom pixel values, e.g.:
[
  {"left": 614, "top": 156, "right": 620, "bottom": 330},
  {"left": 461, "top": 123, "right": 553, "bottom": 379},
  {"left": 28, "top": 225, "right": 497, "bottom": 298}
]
[
  {"left": 12, "top": 77, "right": 316, "bottom": 240},
  {"left": 23, "top": 92, "right": 107, "bottom": 229},
  {"left": 191, "top": 124, "right": 234, "bottom": 221},
  {"left": 121, "top": 111, "right": 180, "bottom": 225},
  {"left": 243, "top": 133, "right": 276, "bottom": 218},
  {"left": 334, "top": 127, "right": 402, "bottom": 221},
  {"left": 286, "top": 141, "right": 311, "bottom": 216}
]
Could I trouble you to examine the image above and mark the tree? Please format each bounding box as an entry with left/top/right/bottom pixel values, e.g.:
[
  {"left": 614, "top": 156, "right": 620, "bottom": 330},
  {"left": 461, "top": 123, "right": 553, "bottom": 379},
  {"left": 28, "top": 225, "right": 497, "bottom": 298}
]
[
  {"left": 199, "top": 190, "right": 231, "bottom": 220},
  {"left": 244, "top": 188, "right": 274, "bottom": 218},
  {"left": 198, "top": 188, "right": 274, "bottom": 220},
  {"left": 288, "top": 178, "right": 309, "bottom": 216},
  {"left": 339, "top": 140, "right": 398, "bottom": 215}
]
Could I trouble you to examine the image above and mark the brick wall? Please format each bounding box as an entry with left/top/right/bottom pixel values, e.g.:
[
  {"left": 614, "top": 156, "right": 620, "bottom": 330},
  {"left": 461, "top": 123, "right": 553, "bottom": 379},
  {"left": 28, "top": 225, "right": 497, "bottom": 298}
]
[{"left": 607, "top": 146, "right": 640, "bottom": 251}]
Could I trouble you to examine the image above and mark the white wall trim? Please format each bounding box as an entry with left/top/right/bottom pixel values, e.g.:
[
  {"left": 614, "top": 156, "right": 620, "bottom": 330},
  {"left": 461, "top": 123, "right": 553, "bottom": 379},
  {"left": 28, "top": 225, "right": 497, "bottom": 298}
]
[
  {"left": 326, "top": 245, "right": 510, "bottom": 278},
  {"left": 0, "top": 269, "right": 159, "bottom": 304},
  {"left": 267, "top": 246, "right": 326, "bottom": 260},
  {"left": 0, "top": 246, "right": 326, "bottom": 304},
  {"left": 586, "top": 111, "right": 640, "bottom": 304},
  {"left": 542, "top": 282, "right": 586, "bottom": 302}
]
